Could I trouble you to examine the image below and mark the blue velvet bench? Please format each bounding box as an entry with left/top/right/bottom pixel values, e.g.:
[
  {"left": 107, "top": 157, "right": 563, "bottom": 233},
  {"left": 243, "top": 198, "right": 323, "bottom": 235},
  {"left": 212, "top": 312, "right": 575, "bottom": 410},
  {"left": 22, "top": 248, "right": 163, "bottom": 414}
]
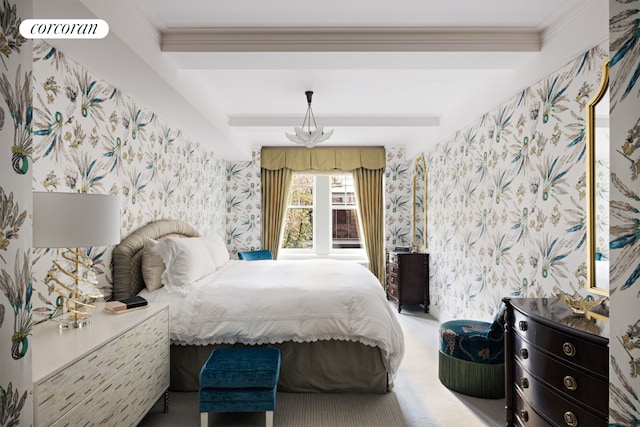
[
  {"left": 199, "top": 348, "right": 281, "bottom": 427},
  {"left": 437, "top": 307, "right": 506, "bottom": 399}
]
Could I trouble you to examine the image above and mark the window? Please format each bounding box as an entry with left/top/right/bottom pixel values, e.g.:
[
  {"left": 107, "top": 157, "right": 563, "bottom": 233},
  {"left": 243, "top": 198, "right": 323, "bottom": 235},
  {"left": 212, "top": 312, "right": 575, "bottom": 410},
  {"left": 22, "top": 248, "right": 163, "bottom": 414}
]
[
  {"left": 281, "top": 173, "right": 364, "bottom": 258},
  {"left": 331, "top": 175, "right": 361, "bottom": 249},
  {"left": 282, "top": 174, "right": 314, "bottom": 249}
]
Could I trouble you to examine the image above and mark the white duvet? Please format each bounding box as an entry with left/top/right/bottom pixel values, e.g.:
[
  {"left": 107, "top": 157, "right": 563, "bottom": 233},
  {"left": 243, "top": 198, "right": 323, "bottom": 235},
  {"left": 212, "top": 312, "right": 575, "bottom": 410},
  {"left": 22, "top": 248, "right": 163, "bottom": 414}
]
[{"left": 140, "top": 259, "right": 404, "bottom": 376}]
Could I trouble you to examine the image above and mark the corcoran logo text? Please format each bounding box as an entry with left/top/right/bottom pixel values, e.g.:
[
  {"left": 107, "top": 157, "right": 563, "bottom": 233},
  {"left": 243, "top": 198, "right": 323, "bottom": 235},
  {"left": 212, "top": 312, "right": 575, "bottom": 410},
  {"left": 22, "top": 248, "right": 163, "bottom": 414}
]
[{"left": 20, "top": 19, "right": 109, "bottom": 39}]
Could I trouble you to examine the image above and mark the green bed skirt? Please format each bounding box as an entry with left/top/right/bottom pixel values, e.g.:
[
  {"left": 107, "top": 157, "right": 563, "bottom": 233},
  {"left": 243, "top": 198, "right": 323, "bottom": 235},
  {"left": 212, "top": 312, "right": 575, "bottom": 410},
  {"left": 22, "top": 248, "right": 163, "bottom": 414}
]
[{"left": 438, "top": 351, "right": 505, "bottom": 399}]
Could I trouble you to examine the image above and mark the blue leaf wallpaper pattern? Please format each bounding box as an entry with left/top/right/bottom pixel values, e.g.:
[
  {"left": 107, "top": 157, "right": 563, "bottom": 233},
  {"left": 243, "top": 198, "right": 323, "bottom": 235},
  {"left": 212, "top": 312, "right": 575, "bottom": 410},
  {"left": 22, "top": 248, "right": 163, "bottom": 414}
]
[
  {"left": 609, "top": 1, "right": 640, "bottom": 424},
  {"left": 417, "top": 43, "right": 609, "bottom": 321},
  {"left": 0, "top": 0, "right": 33, "bottom": 424},
  {"left": 30, "top": 41, "right": 227, "bottom": 319}
]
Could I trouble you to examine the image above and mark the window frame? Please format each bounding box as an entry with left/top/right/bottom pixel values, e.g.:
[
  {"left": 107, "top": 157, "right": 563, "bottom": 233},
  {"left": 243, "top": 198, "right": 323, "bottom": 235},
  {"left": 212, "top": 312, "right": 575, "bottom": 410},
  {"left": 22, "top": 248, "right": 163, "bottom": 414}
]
[{"left": 279, "top": 172, "right": 367, "bottom": 262}]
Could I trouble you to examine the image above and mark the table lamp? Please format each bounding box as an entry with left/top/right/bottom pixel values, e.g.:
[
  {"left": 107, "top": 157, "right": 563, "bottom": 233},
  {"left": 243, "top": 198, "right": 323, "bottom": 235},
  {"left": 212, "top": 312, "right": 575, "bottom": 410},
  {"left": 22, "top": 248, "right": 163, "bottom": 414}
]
[{"left": 33, "top": 192, "right": 120, "bottom": 328}]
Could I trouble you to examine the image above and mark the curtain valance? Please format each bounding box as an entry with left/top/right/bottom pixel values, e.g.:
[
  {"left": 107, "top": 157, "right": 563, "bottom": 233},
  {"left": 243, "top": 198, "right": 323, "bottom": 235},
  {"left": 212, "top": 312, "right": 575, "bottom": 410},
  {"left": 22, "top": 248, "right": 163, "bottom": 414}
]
[{"left": 261, "top": 147, "right": 385, "bottom": 171}]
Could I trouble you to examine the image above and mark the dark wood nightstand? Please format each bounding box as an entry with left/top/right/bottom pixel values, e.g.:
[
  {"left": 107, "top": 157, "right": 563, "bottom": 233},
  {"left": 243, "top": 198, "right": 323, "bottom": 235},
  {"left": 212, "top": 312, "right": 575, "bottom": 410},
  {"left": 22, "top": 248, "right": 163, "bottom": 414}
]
[{"left": 386, "top": 251, "right": 429, "bottom": 313}]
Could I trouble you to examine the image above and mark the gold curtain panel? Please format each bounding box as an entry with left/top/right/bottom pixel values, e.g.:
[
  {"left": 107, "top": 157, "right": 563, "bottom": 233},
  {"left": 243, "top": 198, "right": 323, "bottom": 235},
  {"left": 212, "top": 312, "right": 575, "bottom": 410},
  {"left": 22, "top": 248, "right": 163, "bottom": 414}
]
[{"left": 261, "top": 147, "right": 386, "bottom": 171}]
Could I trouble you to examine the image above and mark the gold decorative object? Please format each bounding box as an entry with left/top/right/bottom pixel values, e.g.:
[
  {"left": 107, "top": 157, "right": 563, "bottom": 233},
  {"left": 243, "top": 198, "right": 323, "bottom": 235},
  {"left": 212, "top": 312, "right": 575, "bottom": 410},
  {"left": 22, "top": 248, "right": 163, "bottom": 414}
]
[
  {"left": 556, "top": 291, "right": 604, "bottom": 315},
  {"left": 33, "top": 192, "right": 120, "bottom": 329},
  {"left": 44, "top": 248, "right": 104, "bottom": 328}
]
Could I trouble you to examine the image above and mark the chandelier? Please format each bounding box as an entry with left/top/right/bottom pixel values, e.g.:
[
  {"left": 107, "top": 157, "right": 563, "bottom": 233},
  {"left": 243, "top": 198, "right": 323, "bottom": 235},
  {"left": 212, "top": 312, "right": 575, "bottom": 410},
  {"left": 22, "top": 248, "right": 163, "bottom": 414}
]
[{"left": 285, "top": 91, "right": 333, "bottom": 148}]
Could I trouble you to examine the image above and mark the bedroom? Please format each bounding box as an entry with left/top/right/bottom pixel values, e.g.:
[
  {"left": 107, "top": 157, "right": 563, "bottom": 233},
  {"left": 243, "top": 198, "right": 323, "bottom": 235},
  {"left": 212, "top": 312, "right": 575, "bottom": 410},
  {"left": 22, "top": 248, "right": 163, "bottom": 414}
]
[{"left": 1, "top": 0, "right": 639, "bottom": 426}]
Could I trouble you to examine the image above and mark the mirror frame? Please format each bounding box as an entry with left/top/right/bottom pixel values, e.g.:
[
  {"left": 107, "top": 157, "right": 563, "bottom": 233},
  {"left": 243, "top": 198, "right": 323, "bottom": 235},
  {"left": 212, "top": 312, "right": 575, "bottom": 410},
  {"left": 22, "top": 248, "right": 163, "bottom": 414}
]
[
  {"left": 412, "top": 155, "right": 427, "bottom": 250},
  {"left": 586, "top": 59, "right": 610, "bottom": 297}
]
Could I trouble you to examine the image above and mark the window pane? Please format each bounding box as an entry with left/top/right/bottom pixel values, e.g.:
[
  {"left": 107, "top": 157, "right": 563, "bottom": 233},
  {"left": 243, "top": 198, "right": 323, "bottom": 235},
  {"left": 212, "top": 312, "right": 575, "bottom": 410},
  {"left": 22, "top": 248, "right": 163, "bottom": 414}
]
[
  {"left": 289, "top": 185, "right": 313, "bottom": 206},
  {"left": 332, "top": 208, "right": 362, "bottom": 249},
  {"left": 282, "top": 208, "right": 314, "bottom": 249}
]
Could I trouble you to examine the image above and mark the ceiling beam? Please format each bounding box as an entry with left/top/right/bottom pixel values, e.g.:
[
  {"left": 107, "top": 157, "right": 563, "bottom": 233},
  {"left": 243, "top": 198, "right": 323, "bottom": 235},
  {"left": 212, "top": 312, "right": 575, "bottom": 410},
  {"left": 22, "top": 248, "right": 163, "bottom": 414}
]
[
  {"left": 162, "top": 27, "right": 541, "bottom": 53},
  {"left": 229, "top": 115, "right": 440, "bottom": 127}
]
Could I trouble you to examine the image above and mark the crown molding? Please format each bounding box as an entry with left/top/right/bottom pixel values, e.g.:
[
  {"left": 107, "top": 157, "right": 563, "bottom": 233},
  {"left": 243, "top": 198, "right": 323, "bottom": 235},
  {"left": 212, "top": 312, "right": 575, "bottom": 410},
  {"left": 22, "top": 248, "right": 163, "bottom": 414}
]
[
  {"left": 229, "top": 115, "right": 440, "bottom": 127},
  {"left": 162, "top": 27, "right": 541, "bottom": 52}
]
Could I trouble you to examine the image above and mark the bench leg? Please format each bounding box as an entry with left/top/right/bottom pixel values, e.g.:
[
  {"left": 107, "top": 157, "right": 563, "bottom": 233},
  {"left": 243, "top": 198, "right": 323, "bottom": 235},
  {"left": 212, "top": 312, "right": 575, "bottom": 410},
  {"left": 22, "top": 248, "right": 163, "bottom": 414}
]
[
  {"left": 266, "top": 411, "right": 273, "bottom": 427},
  {"left": 200, "top": 412, "right": 208, "bottom": 427}
]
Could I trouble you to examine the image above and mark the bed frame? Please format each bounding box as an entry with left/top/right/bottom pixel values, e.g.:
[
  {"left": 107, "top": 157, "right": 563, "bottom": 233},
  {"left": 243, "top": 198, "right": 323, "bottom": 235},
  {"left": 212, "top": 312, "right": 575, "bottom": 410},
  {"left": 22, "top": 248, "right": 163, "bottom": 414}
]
[{"left": 112, "top": 219, "right": 389, "bottom": 393}]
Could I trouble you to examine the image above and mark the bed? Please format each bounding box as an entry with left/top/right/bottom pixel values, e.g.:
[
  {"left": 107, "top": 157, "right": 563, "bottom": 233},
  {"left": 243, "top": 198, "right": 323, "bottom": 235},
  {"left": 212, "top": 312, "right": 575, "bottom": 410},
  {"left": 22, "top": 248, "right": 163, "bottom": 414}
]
[{"left": 112, "top": 219, "right": 404, "bottom": 393}]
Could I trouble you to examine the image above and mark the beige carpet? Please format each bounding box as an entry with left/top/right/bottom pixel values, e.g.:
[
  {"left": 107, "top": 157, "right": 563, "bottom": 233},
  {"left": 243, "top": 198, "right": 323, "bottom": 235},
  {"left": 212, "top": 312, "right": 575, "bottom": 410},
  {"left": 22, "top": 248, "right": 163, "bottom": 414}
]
[{"left": 138, "top": 304, "right": 504, "bottom": 426}]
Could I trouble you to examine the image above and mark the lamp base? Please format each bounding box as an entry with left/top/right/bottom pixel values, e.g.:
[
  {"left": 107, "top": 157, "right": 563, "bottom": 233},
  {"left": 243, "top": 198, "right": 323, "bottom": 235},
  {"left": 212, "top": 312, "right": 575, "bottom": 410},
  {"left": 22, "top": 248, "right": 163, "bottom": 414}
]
[{"left": 58, "top": 313, "right": 92, "bottom": 329}]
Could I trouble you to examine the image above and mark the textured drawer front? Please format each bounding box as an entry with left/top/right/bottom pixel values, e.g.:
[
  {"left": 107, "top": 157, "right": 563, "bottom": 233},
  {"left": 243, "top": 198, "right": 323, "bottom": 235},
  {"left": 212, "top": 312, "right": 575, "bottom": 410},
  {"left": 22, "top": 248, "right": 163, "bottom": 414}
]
[
  {"left": 512, "top": 308, "right": 607, "bottom": 377},
  {"left": 35, "top": 332, "right": 130, "bottom": 424},
  {"left": 53, "top": 308, "right": 169, "bottom": 426},
  {"left": 514, "top": 361, "right": 606, "bottom": 427},
  {"left": 513, "top": 389, "right": 548, "bottom": 427},
  {"left": 514, "top": 334, "right": 608, "bottom": 416},
  {"left": 39, "top": 308, "right": 169, "bottom": 426}
]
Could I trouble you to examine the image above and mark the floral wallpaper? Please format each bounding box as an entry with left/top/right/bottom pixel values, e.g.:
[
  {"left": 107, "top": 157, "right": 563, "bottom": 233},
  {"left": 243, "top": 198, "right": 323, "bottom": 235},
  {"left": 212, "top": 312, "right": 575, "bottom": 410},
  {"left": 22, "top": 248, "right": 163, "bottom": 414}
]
[
  {"left": 0, "top": 0, "right": 33, "bottom": 425},
  {"left": 225, "top": 148, "right": 261, "bottom": 258},
  {"left": 418, "top": 42, "right": 609, "bottom": 321},
  {"left": 30, "top": 41, "right": 227, "bottom": 319},
  {"left": 385, "top": 146, "right": 412, "bottom": 250},
  {"left": 608, "top": 0, "right": 640, "bottom": 424}
]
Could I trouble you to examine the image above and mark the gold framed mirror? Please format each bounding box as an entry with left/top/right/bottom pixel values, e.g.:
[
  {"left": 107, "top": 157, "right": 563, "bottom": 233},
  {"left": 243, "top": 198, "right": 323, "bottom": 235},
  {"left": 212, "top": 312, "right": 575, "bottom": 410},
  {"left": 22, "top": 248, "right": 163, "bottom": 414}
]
[
  {"left": 412, "top": 155, "right": 427, "bottom": 250},
  {"left": 586, "top": 59, "right": 610, "bottom": 296}
]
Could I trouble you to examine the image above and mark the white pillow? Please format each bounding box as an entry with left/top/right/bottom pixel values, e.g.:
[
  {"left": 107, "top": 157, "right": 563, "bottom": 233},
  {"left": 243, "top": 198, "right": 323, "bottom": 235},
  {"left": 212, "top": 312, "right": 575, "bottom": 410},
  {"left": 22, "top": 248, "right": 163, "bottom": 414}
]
[
  {"left": 156, "top": 237, "right": 216, "bottom": 294},
  {"left": 203, "top": 234, "right": 230, "bottom": 267},
  {"left": 141, "top": 238, "right": 165, "bottom": 292}
]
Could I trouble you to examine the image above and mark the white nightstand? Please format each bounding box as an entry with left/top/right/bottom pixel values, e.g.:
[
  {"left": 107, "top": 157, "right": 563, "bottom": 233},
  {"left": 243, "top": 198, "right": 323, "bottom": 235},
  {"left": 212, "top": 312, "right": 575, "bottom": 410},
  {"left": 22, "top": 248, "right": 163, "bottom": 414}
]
[{"left": 32, "top": 302, "right": 169, "bottom": 426}]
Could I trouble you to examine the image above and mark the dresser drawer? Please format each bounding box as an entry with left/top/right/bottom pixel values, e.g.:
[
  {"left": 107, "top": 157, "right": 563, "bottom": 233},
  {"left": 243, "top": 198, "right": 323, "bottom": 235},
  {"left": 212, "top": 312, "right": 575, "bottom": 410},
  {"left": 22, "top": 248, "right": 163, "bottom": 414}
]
[
  {"left": 388, "top": 253, "right": 398, "bottom": 265},
  {"left": 514, "top": 361, "right": 607, "bottom": 426},
  {"left": 514, "top": 334, "right": 608, "bottom": 417},
  {"left": 387, "top": 272, "right": 398, "bottom": 287},
  {"left": 511, "top": 308, "right": 607, "bottom": 377},
  {"left": 513, "top": 388, "right": 549, "bottom": 427},
  {"left": 387, "top": 263, "right": 399, "bottom": 275},
  {"left": 35, "top": 331, "right": 130, "bottom": 423},
  {"left": 51, "top": 309, "right": 169, "bottom": 426},
  {"left": 387, "top": 284, "right": 398, "bottom": 298}
]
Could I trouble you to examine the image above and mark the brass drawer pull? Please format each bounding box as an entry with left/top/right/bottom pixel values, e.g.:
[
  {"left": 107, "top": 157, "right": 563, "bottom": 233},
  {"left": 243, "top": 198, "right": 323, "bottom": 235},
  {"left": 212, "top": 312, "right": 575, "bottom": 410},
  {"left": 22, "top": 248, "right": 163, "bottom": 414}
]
[
  {"left": 564, "top": 411, "right": 578, "bottom": 426},
  {"left": 520, "top": 377, "right": 529, "bottom": 389},
  {"left": 563, "top": 375, "right": 577, "bottom": 391},
  {"left": 519, "top": 320, "right": 528, "bottom": 331},
  {"left": 520, "top": 410, "right": 529, "bottom": 422},
  {"left": 563, "top": 342, "right": 576, "bottom": 357},
  {"left": 519, "top": 348, "right": 529, "bottom": 359}
]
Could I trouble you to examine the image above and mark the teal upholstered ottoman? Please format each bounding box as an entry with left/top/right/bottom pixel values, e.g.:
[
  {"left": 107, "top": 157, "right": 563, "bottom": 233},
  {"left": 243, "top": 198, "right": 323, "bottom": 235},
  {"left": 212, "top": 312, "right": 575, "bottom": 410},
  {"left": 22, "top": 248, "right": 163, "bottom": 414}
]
[
  {"left": 199, "top": 348, "right": 281, "bottom": 427},
  {"left": 237, "top": 250, "right": 273, "bottom": 261},
  {"left": 438, "top": 308, "right": 506, "bottom": 399}
]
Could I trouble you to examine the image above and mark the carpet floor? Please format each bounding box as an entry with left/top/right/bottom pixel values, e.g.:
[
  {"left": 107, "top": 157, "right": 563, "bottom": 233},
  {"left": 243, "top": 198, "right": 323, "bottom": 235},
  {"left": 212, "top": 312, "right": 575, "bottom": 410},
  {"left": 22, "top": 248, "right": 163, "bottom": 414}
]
[{"left": 138, "top": 304, "right": 504, "bottom": 426}]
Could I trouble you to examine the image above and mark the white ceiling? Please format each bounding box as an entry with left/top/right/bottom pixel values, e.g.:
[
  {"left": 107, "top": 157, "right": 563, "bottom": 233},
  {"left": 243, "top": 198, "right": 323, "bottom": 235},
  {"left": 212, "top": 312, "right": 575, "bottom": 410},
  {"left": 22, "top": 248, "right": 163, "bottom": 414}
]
[{"left": 35, "top": 0, "right": 608, "bottom": 160}]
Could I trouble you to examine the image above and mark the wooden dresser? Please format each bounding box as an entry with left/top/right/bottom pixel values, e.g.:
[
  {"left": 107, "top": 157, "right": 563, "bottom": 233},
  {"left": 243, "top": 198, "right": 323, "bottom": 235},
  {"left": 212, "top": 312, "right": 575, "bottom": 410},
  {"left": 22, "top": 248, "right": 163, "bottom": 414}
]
[
  {"left": 32, "top": 303, "right": 169, "bottom": 426},
  {"left": 504, "top": 297, "right": 609, "bottom": 427},
  {"left": 386, "top": 251, "right": 429, "bottom": 313}
]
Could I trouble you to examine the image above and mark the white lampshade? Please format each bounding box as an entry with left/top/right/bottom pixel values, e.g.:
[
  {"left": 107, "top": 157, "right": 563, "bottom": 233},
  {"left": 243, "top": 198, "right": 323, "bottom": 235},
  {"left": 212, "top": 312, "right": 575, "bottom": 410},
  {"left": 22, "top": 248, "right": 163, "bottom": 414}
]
[{"left": 33, "top": 192, "right": 121, "bottom": 248}]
